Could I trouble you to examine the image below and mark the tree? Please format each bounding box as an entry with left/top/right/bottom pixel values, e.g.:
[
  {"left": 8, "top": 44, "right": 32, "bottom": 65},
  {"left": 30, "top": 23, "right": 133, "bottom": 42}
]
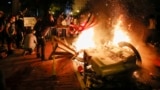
[{"left": 19, "top": 0, "right": 74, "bottom": 17}]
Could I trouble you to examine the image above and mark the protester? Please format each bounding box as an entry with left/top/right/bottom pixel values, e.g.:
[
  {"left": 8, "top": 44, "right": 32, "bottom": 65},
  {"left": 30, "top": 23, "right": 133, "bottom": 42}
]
[
  {"left": 34, "top": 13, "right": 56, "bottom": 60},
  {"left": 23, "top": 28, "right": 37, "bottom": 55},
  {"left": 5, "top": 15, "right": 16, "bottom": 54},
  {"left": 0, "top": 11, "right": 6, "bottom": 47},
  {"left": 145, "top": 14, "right": 157, "bottom": 44},
  {"left": 15, "top": 11, "right": 25, "bottom": 48}
]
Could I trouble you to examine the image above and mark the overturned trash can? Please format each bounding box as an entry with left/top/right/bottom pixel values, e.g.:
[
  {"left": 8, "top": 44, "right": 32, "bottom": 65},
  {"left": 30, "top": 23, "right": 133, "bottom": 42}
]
[{"left": 81, "top": 41, "right": 142, "bottom": 89}]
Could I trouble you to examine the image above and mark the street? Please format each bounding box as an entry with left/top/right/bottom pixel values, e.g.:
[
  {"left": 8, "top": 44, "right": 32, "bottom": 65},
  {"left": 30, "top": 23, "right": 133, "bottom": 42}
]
[{"left": 0, "top": 36, "right": 160, "bottom": 90}]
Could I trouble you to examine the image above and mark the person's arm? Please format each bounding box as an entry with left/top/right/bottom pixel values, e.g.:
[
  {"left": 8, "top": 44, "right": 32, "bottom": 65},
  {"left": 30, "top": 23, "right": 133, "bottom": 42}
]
[
  {"left": 41, "top": 26, "right": 50, "bottom": 37},
  {"left": 0, "top": 24, "right": 4, "bottom": 32},
  {"left": 5, "top": 23, "right": 10, "bottom": 36},
  {"left": 34, "top": 35, "right": 37, "bottom": 44}
]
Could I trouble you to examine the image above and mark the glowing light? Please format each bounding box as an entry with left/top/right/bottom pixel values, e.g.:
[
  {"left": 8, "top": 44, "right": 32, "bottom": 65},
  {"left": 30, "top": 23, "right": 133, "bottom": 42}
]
[
  {"left": 76, "top": 10, "right": 80, "bottom": 13},
  {"left": 73, "top": 27, "right": 95, "bottom": 51},
  {"left": 73, "top": 15, "right": 130, "bottom": 51},
  {"left": 70, "top": 12, "right": 73, "bottom": 15},
  {"left": 133, "top": 71, "right": 140, "bottom": 78}
]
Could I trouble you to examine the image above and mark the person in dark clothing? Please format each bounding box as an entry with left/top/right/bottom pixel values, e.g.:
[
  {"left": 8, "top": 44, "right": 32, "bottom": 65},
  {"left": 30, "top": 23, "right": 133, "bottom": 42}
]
[
  {"left": 0, "top": 11, "right": 6, "bottom": 47},
  {"left": 15, "top": 12, "right": 25, "bottom": 48},
  {"left": 5, "top": 15, "right": 16, "bottom": 54},
  {"left": 0, "top": 70, "right": 6, "bottom": 90},
  {"left": 145, "top": 15, "right": 158, "bottom": 44},
  {"left": 34, "top": 14, "right": 56, "bottom": 60}
]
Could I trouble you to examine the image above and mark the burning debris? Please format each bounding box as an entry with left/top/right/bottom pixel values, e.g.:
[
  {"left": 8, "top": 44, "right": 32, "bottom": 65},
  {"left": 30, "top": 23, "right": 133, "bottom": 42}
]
[
  {"left": 53, "top": 10, "right": 138, "bottom": 89},
  {"left": 80, "top": 41, "right": 141, "bottom": 88},
  {"left": 69, "top": 11, "right": 155, "bottom": 89}
]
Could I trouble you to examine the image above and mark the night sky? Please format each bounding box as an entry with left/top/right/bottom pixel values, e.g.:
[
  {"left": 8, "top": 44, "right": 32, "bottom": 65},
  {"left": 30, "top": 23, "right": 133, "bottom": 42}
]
[{"left": 0, "top": 0, "right": 160, "bottom": 16}]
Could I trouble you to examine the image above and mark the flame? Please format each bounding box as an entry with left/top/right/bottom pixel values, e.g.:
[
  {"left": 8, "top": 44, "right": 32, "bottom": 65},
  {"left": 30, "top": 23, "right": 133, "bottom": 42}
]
[
  {"left": 112, "top": 18, "right": 130, "bottom": 45},
  {"left": 73, "top": 15, "right": 130, "bottom": 51},
  {"left": 73, "top": 27, "right": 95, "bottom": 51}
]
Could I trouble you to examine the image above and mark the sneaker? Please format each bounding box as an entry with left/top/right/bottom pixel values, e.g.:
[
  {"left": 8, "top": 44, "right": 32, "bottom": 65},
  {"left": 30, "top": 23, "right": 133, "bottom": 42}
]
[{"left": 23, "top": 51, "right": 28, "bottom": 56}]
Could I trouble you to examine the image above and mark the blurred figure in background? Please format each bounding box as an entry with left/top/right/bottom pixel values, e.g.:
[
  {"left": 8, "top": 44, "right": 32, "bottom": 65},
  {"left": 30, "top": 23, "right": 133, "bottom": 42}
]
[
  {"left": 34, "top": 13, "right": 56, "bottom": 60},
  {"left": 145, "top": 15, "right": 157, "bottom": 44},
  {"left": 5, "top": 15, "right": 16, "bottom": 55},
  {"left": 23, "top": 28, "right": 37, "bottom": 55},
  {"left": 15, "top": 11, "right": 25, "bottom": 48},
  {"left": 0, "top": 11, "right": 6, "bottom": 47}
]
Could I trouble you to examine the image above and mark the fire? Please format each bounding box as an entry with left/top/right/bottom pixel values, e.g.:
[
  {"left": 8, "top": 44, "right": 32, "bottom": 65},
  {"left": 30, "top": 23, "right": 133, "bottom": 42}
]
[
  {"left": 73, "top": 15, "right": 130, "bottom": 51},
  {"left": 73, "top": 27, "right": 95, "bottom": 51},
  {"left": 112, "top": 19, "right": 130, "bottom": 45}
]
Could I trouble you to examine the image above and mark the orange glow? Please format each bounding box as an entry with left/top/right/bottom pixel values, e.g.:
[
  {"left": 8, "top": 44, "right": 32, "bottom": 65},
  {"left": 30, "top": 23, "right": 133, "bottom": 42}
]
[
  {"left": 73, "top": 27, "right": 95, "bottom": 51},
  {"left": 112, "top": 18, "right": 130, "bottom": 45},
  {"left": 73, "top": 15, "right": 130, "bottom": 51}
]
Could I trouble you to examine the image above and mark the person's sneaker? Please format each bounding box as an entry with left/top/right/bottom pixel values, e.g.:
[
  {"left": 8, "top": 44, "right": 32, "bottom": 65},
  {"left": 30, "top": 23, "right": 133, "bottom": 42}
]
[{"left": 23, "top": 51, "right": 28, "bottom": 56}]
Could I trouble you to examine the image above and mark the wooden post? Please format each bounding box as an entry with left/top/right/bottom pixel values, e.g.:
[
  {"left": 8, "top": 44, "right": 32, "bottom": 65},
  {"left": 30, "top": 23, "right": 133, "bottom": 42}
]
[
  {"left": 52, "top": 58, "right": 56, "bottom": 77},
  {"left": 83, "top": 51, "right": 87, "bottom": 87}
]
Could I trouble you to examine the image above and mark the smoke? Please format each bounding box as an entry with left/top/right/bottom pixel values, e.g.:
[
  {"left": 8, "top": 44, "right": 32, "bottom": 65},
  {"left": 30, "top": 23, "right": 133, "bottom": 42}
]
[
  {"left": 80, "top": 0, "right": 157, "bottom": 46},
  {"left": 73, "top": 0, "right": 160, "bottom": 86},
  {"left": 72, "top": 1, "right": 160, "bottom": 81}
]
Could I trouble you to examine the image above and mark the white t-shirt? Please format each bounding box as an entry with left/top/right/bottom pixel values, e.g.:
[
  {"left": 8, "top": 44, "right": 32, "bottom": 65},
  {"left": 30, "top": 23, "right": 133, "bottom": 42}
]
[{"left": 23, "top": 33, "right": 37, "bottom": 51}]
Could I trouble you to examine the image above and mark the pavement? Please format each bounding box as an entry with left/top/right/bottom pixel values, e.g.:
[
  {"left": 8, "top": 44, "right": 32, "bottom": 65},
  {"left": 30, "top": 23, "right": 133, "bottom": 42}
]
[
  {"left": 0, "top": 41, "right": 82, "bottom": 90},
  {"left": 0, "top": 37, "right": 160, "bottom": 90}
]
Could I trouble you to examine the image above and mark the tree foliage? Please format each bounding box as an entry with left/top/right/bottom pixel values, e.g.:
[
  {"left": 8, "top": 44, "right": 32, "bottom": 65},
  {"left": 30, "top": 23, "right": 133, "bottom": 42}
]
[{"left": 19, "top": 0, "right": 73, "bottom": 16}]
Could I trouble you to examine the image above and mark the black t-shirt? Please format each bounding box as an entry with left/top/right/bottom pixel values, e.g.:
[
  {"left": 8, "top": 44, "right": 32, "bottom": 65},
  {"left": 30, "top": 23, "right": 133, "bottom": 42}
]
[{"left": 34, "top": 19, "right": 56, "bottom": 37}]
